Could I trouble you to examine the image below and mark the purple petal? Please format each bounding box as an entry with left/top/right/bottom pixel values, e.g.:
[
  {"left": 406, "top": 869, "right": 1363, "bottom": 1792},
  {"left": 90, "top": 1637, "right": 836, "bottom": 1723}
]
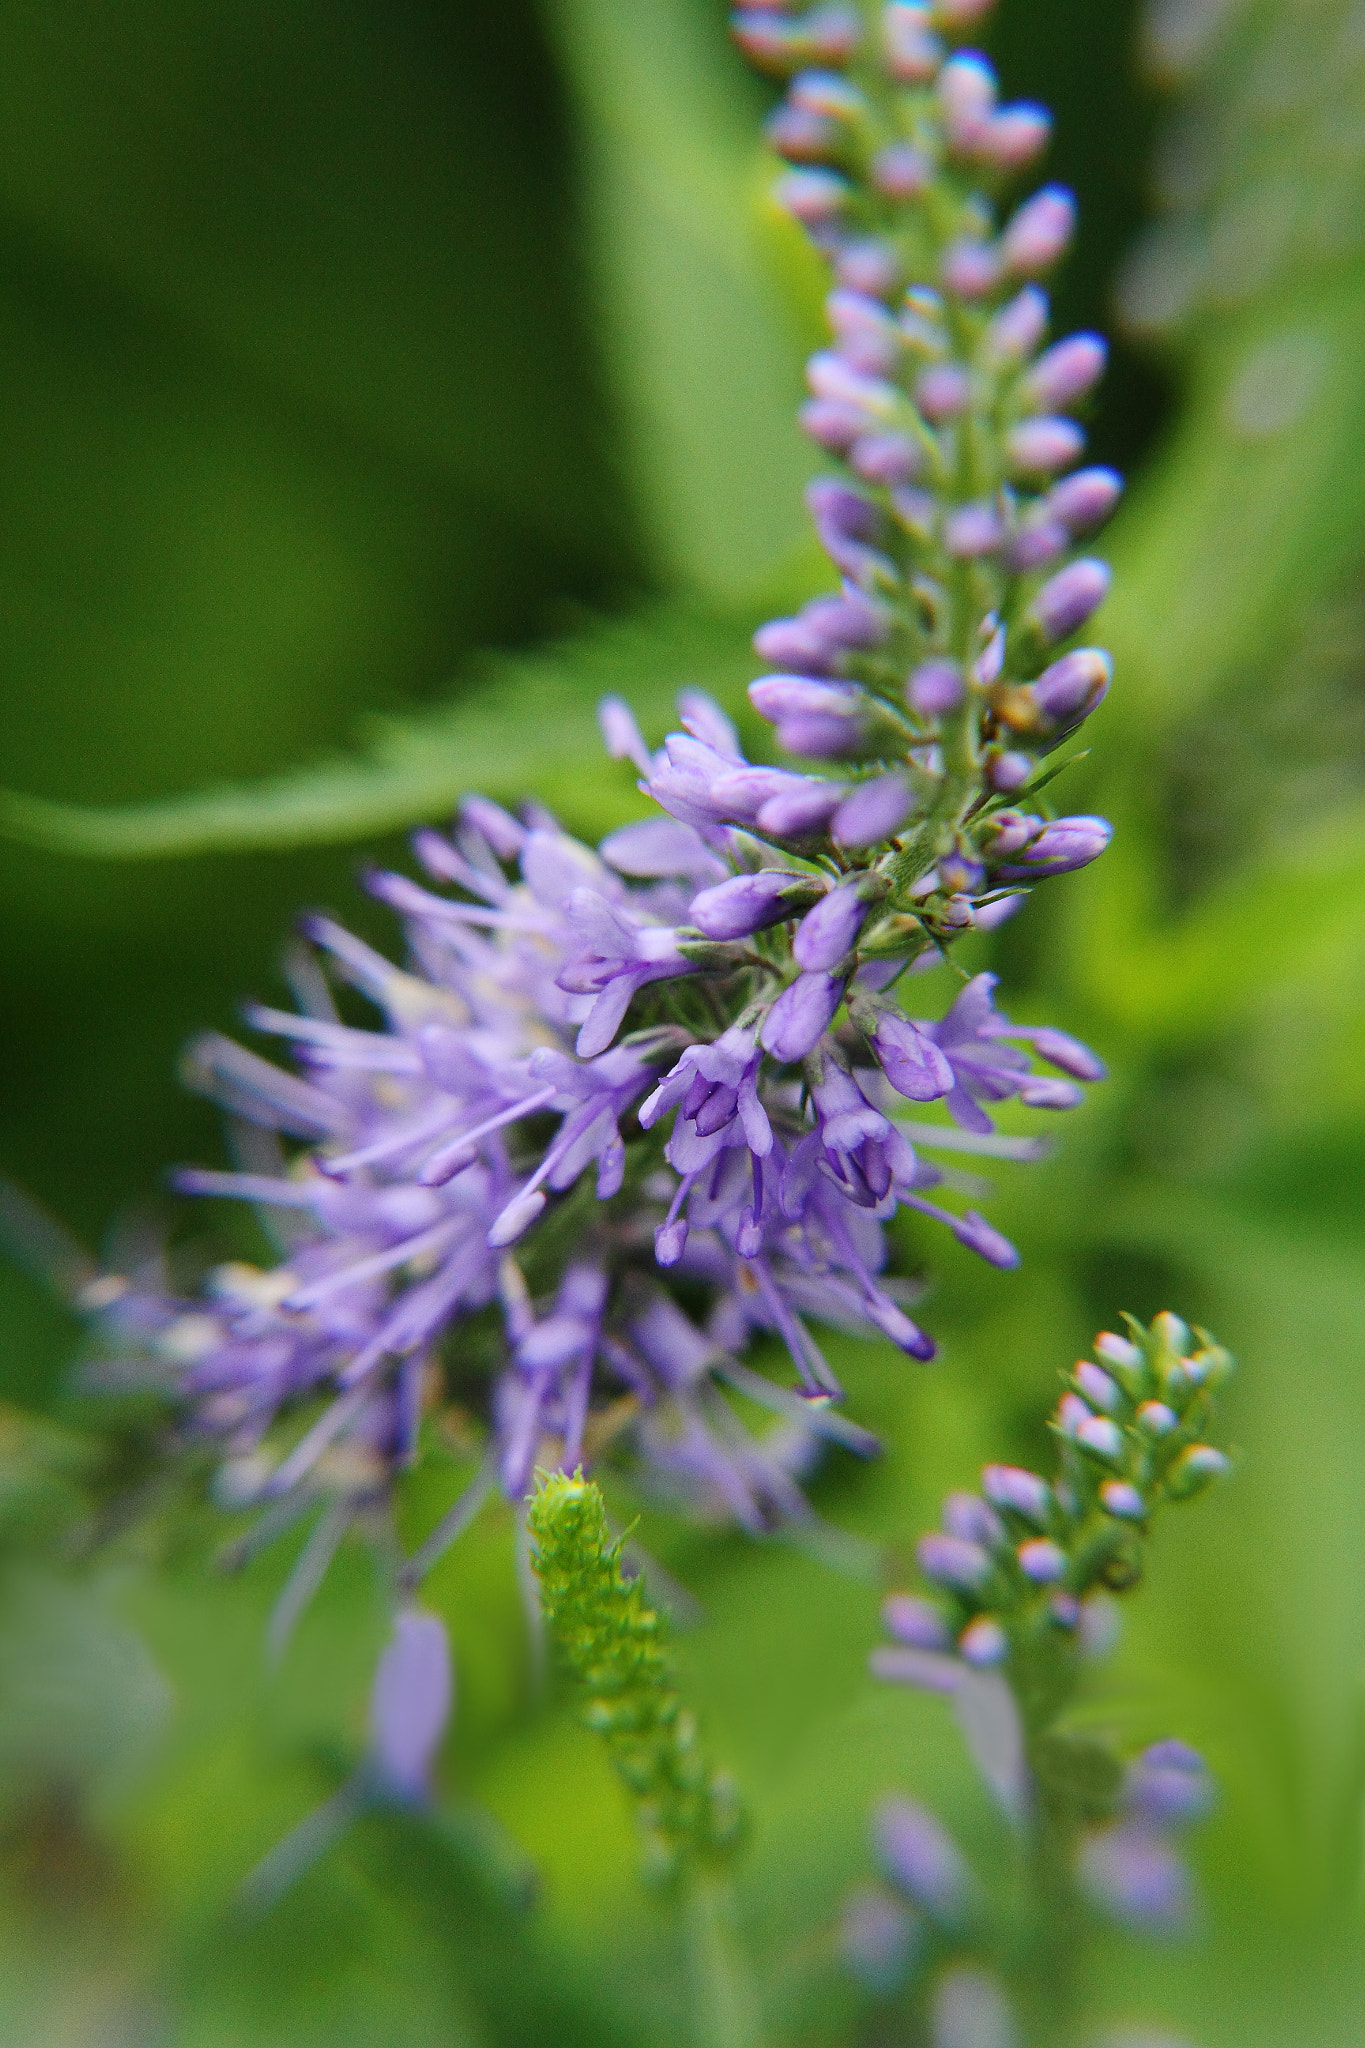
[
  {"left": 368, "top": 1609, "right": 452, "bottom": 1803},
  {"left": 760, "top": 972, "right": 844, "bottom": 1061}
]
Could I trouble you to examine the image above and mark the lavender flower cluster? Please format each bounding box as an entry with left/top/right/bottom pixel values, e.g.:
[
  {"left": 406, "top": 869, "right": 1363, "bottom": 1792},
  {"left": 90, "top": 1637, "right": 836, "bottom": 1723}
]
[
  {"left": 846, "top": 1313, "right": 1232, "bottom": 2035},
  {"left": 78, "top": 0, "right": 1117, "bottom": 1655}
]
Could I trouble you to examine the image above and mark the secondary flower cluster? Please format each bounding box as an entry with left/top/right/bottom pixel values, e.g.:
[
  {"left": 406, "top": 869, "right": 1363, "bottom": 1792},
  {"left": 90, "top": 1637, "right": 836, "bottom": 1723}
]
[{"left": 847, "top": 1312, "right": 1232, "bottom": 2033}]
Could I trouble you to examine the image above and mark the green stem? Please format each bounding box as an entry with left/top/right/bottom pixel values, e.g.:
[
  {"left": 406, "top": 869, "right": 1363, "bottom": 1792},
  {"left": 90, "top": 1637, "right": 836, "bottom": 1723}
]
[{"left": 683, "top": 1870, "right": 764, "bottom": 2048}]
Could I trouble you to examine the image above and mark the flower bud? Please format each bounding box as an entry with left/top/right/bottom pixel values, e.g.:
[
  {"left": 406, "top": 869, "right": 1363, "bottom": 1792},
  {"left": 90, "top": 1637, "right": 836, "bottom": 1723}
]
[
  {"left": 1027, "top": 558, "right": 1112, "bottom": 643},
  {"left": 760, "top": 970, "right": 845, "bottom": 1060},
  {"left": 794, "top": 878, "right": 873, "bottom": 968},
  {"left": 872, "top": 142, "right": 932, "bottom": 198},
  {"left": 369, "top": 1608, "right": 452, "bottom": 1804},
  {"left": 945, "top": 501, "right": 1006, "bottom": 558},
  {"left": 1136, "top": 1400, "right": 1177, "bottom": 1436},
  {"left": 1074, "top": 1360, "right": 1121, "bottom": 1411},
  {"left": 1018, "top": 1537, "right": 1067, "bottom": 1582},
  {"left": 689, "top": 869, "right": 826, "bottom": 939},
  {"left": 851, "top": 432, "right": 921, "bottom": 484},
  {"left": 871, "top": 1011, "right": 955, "bottom": 1100},
  {"left": 942, "top": 1490, "right": 1006, "bottom": 1547},
  {"left": 884, "top": 1593, "right": 950, "bottom": 1649},
  {"left": 874, "top": 1795, "right": 974, "bottom": 1920},
  {"left": 995, "top": 813, "right": 1111, "bottom": 878},
  {"left": 833, "top": 772, "right": 913, "bottom": 846},
  {"left": 841, "top": 1887, "right": 917, "bottom": 1993},
  {"left": 765, "top": 103, "right": 841, "bottom": 163},
  {"left": 1006, "top": 416, "right": 1086, "bottom": 473},
  {"left": 882, "top": 3, "right": 942, "bottom": 83},
  {"left": 982, "top": 1463, "right": 1050, "bottom": 1522},
  {"left": 799, "top": 397, "right": 867, "bottom": 452},
  {"left": 939, "top": 845, "right": 986, "bottom": 892},
  {"left": 1078, "top": 1824, "right": 1191, "bottom": 1933},
  {"left": 1032, "top": 647, "right": 1111, "bottom": 729},
  {"left": 776, "top": 167, "right": 852, "bottom": 224},
  {"left": 827, "top": 287, "right": 903, "bottom": 374},
  {"left": 1001, "top": 185, "right": 1076, "bottom": 274},
  {"left": 984, "top": 284, "right": 1049, "bottom": 363},
  {"left": 1095, "top": 1330, "right": 1142, "bottom": 1372},
  {"left": 836, "top": 237, "right": 902, "bottom": 297},
  {"left": 755, "top": 779, "right": 847, "bottom": 835},
  {"left": 1074, "top": 1415, "right": 1125, "bottom": 1464},
  {"left": 987, "top": 750, "right": 1032, "bottom": 791},
  {"left": 941, "top": 236, "right": 1003, "bottom": 297},
  {"left": 938, "top": 53, "right": 997, "bottom": 153},
  {"left": 1047, "top": 465, "right": 1123, "bottom": 532},
  {"left": 1098, "top": 1479, "right": 1146, "bottom": 1521},
  {"left": 959, "top": 1615, "right": 1009, "bottom": 1665},
  {"left": 1127, "top": 1740, "right": 1214, "bottom": 1827},
  {"left": 1025, "top": 331, "right": 1107, "bottom": 408},
  {"left": 917, "top": 1531, "right": 992, "bottom": 1592},
  {"left": 909, "top": 658, "right": 965, "bottom": 717},
  {"left": 1165, "top": 1445, "right": 1230, "bottom": 1499},
  {"left": 916, "top": 361, "right": 972, "bottom": 419},
  {"left": 982, "top": 103, "right": 1051, "bottom": 169}
]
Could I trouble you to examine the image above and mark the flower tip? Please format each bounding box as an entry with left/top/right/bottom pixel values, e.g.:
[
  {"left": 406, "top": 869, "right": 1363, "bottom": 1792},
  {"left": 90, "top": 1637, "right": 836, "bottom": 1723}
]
[{"left": 488, "top": 1190, "right": 548, "bottom": 1248}]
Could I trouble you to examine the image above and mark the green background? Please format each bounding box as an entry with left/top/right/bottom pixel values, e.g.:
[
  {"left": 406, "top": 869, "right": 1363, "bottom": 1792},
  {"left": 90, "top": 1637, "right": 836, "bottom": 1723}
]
[{"left": 0, "top": 2, "right": 1362, "bottom": 2042}]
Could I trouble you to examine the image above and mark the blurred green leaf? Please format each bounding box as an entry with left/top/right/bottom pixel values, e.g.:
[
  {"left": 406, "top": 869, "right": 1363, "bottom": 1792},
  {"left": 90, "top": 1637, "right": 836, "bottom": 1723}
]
[{"left": 0, "top": 605, "right": 757, "bottom": 856}]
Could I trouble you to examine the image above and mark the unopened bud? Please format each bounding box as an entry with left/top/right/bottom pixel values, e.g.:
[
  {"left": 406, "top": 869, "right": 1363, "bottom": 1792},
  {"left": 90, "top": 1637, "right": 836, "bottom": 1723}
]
[
  {"left": 1136, "top": 1400, "right": 1178, "bottom": 1436},
  {"left": 1047, "top": 465, "right": 1123, "bottom": 533},
  {"left": 1074, "top": 1415, "right": 1125, "bottom": 1465},
  {"left": 1033, "top": 647, "right": 1111, "bottom": 729},
  {"left": 909, "top": 658, "right": 965, "bottom": 717},
  {"left": 1006, "top": 416, "right": 1086, "bottom": 474},
  {"left": 1025, "top": 331, "right": 1107, "bottom": 409},
  {"left": 1075, "top": 1361, "right": 1122, "bottom": 1411},
  {"left": 938, "top": 53, "right": 997, "bottom": 154},
  {"left": 985, "top": 284, "right": 1049, "bottom": 364},
  {"left": 1165, "top": 1445, "right": 1230, "bottom": 1499},
  {"left": 1028, "top": 558, "right": 1112, "bottom": 643},
  {"left": 882, "top": 3, "right": 942, "bottom": 83},
  {"left": 959, "top": 1615, "right": 1009, "bottom": 1665},
  {"left": 1001, "top": 185, "right": 1076, "bottom": 275},
  {"left": 1098, "top": 1480, "right": 1146, "bottom": 1521},
  {"left": 982, "top": 1463, "right": 1051, "bottom": 1522},
  {"left": 1018, "top": 1537, "right": 1067, "bottom": 1583}
]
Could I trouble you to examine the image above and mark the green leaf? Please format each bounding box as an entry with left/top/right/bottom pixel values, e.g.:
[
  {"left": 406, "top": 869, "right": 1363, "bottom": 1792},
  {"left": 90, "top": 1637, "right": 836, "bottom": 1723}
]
[
  {"left": 542, "top": 0, "right": 819, "bottom": 601},
  {"left": 0, "top": 604, "right": 758, "bottom": 857}
]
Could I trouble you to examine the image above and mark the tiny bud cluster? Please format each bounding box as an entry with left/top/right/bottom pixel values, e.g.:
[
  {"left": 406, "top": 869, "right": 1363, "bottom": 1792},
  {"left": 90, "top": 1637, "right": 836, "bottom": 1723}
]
[
  {"left": 855, "top": 1313, "right": 1233, "bottom": 2035},
  {"left": 527, "top": 1471, "right": 742, "bottom": 1882}
]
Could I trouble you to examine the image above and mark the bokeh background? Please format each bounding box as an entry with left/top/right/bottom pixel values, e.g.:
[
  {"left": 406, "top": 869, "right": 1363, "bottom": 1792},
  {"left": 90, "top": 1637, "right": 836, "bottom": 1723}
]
[{"left": 0, "top": 1, "right": 1363, "bottom": 2042}]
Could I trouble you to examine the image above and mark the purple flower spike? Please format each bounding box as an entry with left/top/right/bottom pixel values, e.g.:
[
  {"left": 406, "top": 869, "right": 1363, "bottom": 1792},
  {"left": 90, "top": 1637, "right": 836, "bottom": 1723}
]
[
  {"left": 1001, "top": 184, "right": 1077, "bottom": 276},
  {"left": 689, "top": 868, "right": 823, "bottom": 940},
  {"left": 945, "top": 502, "right": 1006, "bottom": 558},
  {"left": 368, "top": 1608, "right": 453, "bottom": 1805},
  {"left": 995, "top": 814, "right": 1111, "bottom": 878},
  {"left": 777, "top": 167, "right": 852, "bottom": 225},
  {"left": 1025, "top": 331, "right": 1108, "bottom": 409},
  {"left": 1028, "top": 558, "right": 1113, "bottom": 642},
  {"left": 871, "top": 1011, "right": 955, "bottom": 1101},
  {"left": 761, "top": 971, "right": 845, "bottom": 1061},
  {"left": 794, "top": 881, "right": 871, "bottom": 969},
  {"left": 833, "top": 773, "right": 912, "bottom": 846},
  {"left": 873, "top": 1796, "right": 974, "bottom": 1921}
]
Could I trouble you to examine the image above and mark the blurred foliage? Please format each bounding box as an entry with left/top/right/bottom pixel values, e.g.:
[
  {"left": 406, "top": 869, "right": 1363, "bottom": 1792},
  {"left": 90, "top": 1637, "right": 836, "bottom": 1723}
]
[{"left": 1, "top": 1, "right": 1365, "bottom": 2045}]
